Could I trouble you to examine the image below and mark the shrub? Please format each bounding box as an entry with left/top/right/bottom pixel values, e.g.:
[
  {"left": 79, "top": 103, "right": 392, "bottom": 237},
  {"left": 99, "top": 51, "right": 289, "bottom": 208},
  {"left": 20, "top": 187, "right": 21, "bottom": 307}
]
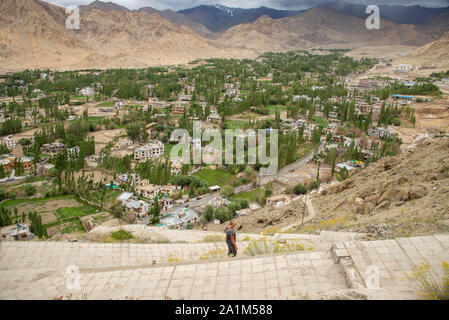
[
  {"left": 235, "top": 199, "right": 249, "bottom": 209},
  {"left": 213, "top": 207, "right": 234, "bottom": 222},
  {"left": 24, "top": 184, "right": 36, "bottom": 196},
  {"left": 201, "top": 234, "right": 226, "bottom": 243},
  {"left": 220, "top": 185, "right": 235, "bottom": 198},
  {"left": 406, "top": 261, "right": 449, "bottom": 300},
  {"left": 243, "top": 239, "right": 308, "bottom": 256},
  {"left": 0, "top": 189, "right": 6, "bottom": 201},
  {"left": 199, "top": 248, "right": 227, "bottom": 260},
  {"left": 309, "top": 181, "right": 319, "bottom": 190},
  {"left": 202, "top": 205, "right": 214, "bottom": 222},
  {"left": 228, "top": 202, "right": 242, "bottom": 214},
  {"left": 111, "top": 229, "right": 133, "bottom": 241},
  {"left": 293, "top": 184, "right": 308, "bottom": 195}
]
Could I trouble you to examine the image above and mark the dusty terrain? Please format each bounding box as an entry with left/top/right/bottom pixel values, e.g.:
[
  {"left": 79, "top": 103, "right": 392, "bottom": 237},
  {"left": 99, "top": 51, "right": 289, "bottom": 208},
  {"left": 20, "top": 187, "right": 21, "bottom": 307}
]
[
  {"left": 87, "top": 128, "right": 125, "bottom": 153},
  {"left": 1, "top": 0, "right": 448, "bottom": 72},
  {"left": 309, "top": 137, "right": 449, "bottom": 239}
]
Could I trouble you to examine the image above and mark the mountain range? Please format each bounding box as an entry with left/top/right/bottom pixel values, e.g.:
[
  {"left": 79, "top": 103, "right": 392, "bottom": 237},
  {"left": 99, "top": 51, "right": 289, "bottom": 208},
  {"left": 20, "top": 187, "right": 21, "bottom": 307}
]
[{"left": 0, "top": 0, "right": 448, "bottom": 72}]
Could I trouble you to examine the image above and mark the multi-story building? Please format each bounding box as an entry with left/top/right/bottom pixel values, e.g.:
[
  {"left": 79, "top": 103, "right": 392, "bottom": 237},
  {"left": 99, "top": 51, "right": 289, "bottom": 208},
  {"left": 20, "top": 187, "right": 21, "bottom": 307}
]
[
  {"left": 41, "top": 142, "right": 66, "bottom": 154},
  {"left": 2, "top": 135, "right": 16, "bottom": 150},
  {"left": 134, "top": 141, "right": 165, "bottom": 161},
  {"left": 207, "top": 111, "right": 220, "bottom": 123},
  {"left": 172, "top": 105, "right": 186, "bottom": 115}
]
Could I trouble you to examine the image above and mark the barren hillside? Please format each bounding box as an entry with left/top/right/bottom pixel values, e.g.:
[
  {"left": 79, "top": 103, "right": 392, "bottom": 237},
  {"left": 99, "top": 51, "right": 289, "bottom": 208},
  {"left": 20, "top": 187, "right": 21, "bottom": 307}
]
[
  {"left": 1, "top": 0, "right": 447, "bottom": 72},
  {"left": 397, "top": 32, "right": 449, "bottom": 69},
  {"left": 309, "top": 137, "right": 449, "bottom": 239}
]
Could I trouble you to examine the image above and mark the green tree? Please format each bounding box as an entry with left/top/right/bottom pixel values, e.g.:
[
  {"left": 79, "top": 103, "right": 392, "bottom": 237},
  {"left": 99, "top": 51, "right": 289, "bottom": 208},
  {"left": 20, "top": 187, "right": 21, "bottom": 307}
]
[{"left": 220, "top": 185, "right": 235, "bottom": 198}]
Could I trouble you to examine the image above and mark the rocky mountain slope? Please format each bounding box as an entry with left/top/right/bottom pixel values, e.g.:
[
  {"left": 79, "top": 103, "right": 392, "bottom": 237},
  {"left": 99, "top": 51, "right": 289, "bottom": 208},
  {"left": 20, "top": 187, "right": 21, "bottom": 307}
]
[
  {"left": 310, "top": 137, "right": 449, "bottom": 239},
  {"left": 218, "top": 7, "right": 431, "bottom": 52},
  {"left": 178, "top": 4, "right": 303, "bottom": 33},
  {"left": 0, "top": 0, "right": 448, "bottom": 71}
]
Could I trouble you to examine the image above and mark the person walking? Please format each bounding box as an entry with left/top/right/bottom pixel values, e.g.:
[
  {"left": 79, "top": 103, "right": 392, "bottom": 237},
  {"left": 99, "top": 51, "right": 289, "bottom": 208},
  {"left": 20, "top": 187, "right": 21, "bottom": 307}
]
[{"left": 225, "top": 221, "right": 238, "bottom": 257}]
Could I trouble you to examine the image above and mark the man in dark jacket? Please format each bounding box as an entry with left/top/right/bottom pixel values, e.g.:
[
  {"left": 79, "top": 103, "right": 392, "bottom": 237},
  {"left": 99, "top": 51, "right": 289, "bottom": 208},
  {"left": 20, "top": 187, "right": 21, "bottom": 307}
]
[{"left": 225, "top": 221, "right": 237, "bottom": 257}]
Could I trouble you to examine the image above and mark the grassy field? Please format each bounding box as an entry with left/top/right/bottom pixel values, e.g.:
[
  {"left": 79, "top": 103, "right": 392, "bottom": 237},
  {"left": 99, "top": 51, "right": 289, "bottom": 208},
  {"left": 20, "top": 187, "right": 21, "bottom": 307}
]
[
  {"left": 268, "top": 105, "right": 287, "bottom": 114},
  {"left": 225, "top": 120, "right": 250, "bottom": 129},
  {"left": 231, "top": 189, "right": 260, "bottom": 202},
  {"left": 54, "top": 205, "right": 99, "bottom": 219},
  {"left": 193, "top": 168, "right": 236, "bottom": 187},
  {"left": 97, "top": 101, "right": 114, "bottom": 107},
  {"left": 88, "top": 116, "right": 106, "bottom": 126},
  {"left": 296, "top": 143, "right": 316, "bottom": 160},
  {"left": 0, "top": 195, "right": 102, "bottom": 235}
]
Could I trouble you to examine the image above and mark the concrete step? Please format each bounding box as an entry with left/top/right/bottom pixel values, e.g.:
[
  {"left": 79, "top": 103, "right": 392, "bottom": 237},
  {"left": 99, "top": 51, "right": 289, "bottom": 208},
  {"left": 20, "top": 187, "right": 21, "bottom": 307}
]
[
  {"left": 1, "top": 234, "right": 447, "bottom": 300},
  {"left": 0, "top": 237, "right": 316, "bottom": 274},
  {"left": 0, "top": 249, "right": 347, "bottom": 300}
]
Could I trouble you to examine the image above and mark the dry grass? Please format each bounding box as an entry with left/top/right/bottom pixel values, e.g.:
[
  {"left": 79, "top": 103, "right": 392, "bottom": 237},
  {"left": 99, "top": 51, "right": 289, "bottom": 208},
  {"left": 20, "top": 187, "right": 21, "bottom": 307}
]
[
  {"left": 406, "top": 261, "right": 449, "bottom": 300},
  {"left": 243, "top": 238, "right": 312, "bottom": 256}
]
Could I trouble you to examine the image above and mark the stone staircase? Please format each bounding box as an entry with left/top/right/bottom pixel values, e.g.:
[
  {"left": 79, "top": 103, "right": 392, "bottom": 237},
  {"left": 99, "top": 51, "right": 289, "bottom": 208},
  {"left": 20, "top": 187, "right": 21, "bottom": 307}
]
[{"left": 1, "top": 231, "right": 448, "bottom": 300}]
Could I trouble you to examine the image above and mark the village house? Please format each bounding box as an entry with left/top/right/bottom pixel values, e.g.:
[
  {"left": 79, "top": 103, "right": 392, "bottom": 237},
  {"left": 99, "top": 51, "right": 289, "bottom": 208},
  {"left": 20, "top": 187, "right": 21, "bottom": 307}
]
[
  {"left": 207, "top": 111, "right": 220, "bottom": 123},
  {"left": 99, "top": 107, "right": 114, "bottom": 113},
  {"left": 116, "top": 138, "right": 133, "bottom": 149},
  {"left": 356, "top": 80, "right": 378, "bottom": 90},
  {"left": 148, "top": 98, "right": 168, "bottom": 109},
  {"left": 393, "top": 64, "right": 414, "bottom": 73},
  {"left": 0, "top": 157, "right": 13, "bottom": 172},
  {"left": 178, "top": 94, "right": 192, "bottom": 101},
  {"left": 328, "top": 111, "right": 339, "bottom": 119},
  {"left": 392, "top": 95, "right": 415, "bottom": 103},
  {"left": 134, "top": 141, "right": 165, "bottom": 161},
  {"left": 117, "top": 192, "right": 149, "bottom": 218},
  {"left": 135, "top": 181, "right": 159, "bottom": 199},
  {"left": 158, "top": 196, "right": 174, "bottom": 211},
  {"left": 371, "top": 127, "right": 394, "bottom": 139},
  {"left": 79, "top": 87, "right": 94, "bottom": 96},
  {"left": 0, "top": 223, "right": 34, "bottom": 241},
  {"left": 114, "top": 101, "right": 124, "bottom": 109},
  {"left": 172, "top": 105, "right": 186, "bottom": 115},
  {"left": 41, "top": 142, "right": 66, "bottom": 153},
  {"left": 37, "top": 163, "right": 55, "bottom": 177},
  {"left": 2, "top": 135, "right": 16, "bottom": 150},
  {"left": 20, "top": 156, "right": 35, "bottom": 172},
  {"left": 161, "top": 207, "right": 199, "bottom": 229},
  {"left": 170, "top": 160, "right": 183, "bottom": 175}
]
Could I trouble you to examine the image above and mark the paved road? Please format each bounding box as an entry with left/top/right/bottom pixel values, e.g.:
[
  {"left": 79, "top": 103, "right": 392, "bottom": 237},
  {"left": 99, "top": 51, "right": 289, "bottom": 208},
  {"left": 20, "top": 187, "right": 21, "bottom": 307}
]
[
  {"left": 258, "top": 148, "right": 316, "bottom": 185},
  {"left": 186, "top": 147, "right": 317, "bottom": 209}
]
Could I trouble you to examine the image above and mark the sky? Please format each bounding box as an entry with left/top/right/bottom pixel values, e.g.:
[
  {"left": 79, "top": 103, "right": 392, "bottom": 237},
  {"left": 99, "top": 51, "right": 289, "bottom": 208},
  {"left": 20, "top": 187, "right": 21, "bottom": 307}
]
[{"left": 44, "top": 0, "right": 449, "bottom": 11}]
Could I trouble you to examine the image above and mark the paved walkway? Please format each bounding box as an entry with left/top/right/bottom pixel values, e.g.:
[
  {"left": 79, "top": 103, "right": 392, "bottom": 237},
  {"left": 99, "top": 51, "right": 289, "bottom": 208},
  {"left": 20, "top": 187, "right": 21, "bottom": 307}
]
[{"left": 0, "top": 233, "right": 448, "bottom": 300}]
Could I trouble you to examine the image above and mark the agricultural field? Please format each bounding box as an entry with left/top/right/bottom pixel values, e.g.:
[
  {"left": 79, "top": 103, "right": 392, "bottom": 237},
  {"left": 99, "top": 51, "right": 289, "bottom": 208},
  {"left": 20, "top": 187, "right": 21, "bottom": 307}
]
[
  {"left": 224, "top": 119, "right": 250, "bottom": 129},
  {"left": 193, "top": 168, "right": 237, "bottom": 187},
  {"left": 231, "top": 189, "right": 260, "bottom": 202},
  {"left": 0, "top": 195, "right": 107, "bottom": 236}
]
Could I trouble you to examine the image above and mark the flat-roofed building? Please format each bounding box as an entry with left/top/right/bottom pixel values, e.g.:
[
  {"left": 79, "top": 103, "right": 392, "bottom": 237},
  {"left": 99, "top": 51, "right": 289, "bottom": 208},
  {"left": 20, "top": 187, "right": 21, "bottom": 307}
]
[{"left": 134, "top": 141, "right": 165, "bottom": 161}]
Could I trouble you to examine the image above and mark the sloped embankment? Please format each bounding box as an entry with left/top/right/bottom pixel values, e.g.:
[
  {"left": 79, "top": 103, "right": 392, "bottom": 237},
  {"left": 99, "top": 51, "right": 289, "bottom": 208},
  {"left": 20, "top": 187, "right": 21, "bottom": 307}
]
[{"left": 308, "top": 137, "right": 449, "bottom": 239}]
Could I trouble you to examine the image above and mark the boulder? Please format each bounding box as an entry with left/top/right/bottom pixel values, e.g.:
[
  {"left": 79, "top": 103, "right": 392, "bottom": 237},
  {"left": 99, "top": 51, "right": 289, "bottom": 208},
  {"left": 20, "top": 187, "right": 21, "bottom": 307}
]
[
  {"left": 354, "top": 197, "right": 364, "bottom": 206},
  {"left": 356, "top": 201, "right": 375, "bottom": 215},
  {"left": 409, "top": 185, "right": 427, "bottom": 200},
  {"left": 376, "top": 200, "right": 390, "bottom": 210},
  {"left": 377, "top": 188, "right": 396, "bottom": 205},
  {"left": 395, "top": 189, "right": 410, "bottom": 202}
]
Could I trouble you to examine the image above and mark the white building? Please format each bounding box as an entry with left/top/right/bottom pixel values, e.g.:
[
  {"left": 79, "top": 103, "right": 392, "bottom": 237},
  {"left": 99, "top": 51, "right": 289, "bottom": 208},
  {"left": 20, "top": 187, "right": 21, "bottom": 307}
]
[
  {"left": 393, "top": 64, "right": 414, "bottom": 73},
  {"left": 207, "top": 112, "right": 220, "bottom": 123},
  {"left": 79, "top": 87, "right": 95, "bottom": 96},
  {"left": 2, "top": 135, "right": 16, "bottom": 150},
  {"left": 161, "top": 207, "right": 198, "bottom": 229},
  {"left": 134, "top": 141, "right": 165, "bottom": 161}
]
